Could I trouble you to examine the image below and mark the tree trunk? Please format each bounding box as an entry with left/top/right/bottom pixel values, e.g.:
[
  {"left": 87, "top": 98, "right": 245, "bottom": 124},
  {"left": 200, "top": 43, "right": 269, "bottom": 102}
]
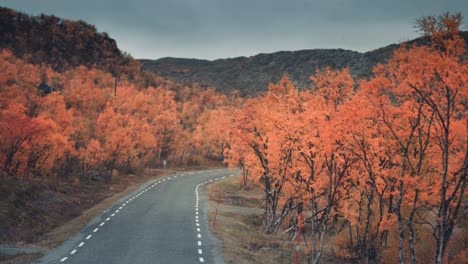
[
  {"left": 397, "top": 180, "right": 405, "bottom": 264},
  {"left": 408, "top": 189, "right": 419, "bottom": 264}
]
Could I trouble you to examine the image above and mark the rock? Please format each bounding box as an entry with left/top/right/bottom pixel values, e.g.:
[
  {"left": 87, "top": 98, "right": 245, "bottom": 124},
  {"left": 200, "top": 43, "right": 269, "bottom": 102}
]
[{"left": 89, "top": 171, "right": 104, "bottom": 182}]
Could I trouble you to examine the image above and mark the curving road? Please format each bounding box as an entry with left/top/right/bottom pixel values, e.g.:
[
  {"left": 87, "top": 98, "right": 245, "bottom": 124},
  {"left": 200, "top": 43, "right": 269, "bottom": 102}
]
[{"left": 38, "top": 169, "right": 237, "bottom": 264}]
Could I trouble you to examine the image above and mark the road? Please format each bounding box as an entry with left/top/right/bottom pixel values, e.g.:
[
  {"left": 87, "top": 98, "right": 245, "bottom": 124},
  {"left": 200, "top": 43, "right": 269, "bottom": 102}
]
[{"left": 38, "top": 169, "right": 237, "bottom": 264}]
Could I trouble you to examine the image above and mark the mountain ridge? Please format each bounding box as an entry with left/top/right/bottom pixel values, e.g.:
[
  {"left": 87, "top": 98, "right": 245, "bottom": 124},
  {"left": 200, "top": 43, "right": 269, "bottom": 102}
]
[{"left": 140, "top": 31, "right": 468, "bottom": 96}]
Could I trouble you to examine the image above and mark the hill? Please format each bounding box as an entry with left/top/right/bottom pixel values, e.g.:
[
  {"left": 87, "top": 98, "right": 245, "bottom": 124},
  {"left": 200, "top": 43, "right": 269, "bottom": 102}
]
[
  {"left": 0, "top": 7, "right": 140, "bottom": 77},
  {"left": 139, "top": 31, "right": 468, "bottom": 96}
]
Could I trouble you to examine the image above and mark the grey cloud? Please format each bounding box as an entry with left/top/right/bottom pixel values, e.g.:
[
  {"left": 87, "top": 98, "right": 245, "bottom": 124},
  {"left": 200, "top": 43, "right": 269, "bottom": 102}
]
[{"left": 2, "top": 0, "right": 467, "bottom": 59}]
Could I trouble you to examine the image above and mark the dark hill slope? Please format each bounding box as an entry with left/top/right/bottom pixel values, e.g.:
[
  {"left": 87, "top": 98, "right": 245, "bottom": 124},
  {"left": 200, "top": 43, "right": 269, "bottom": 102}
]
[
  {"left": 140, "top": 32, "right": 468, "bottom": 96},
  {"left": 0, "top": 7, "right": 139, "bottom": 77}
]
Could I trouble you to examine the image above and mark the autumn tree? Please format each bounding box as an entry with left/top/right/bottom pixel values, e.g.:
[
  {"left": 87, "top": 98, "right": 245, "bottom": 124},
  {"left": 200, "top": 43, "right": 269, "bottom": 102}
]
[
  {"left": 194, "top": 107, "right": 233, "bottom": 161},
  {"left": 229, "top": 76, "right": 302, "bottom": 233},
  {"left": 361, "top": 13, "right": 467, "bottom": 264},
  {"left": 301, "top": 68, "right": 356, "bottom": 264},
  {"left": 337, "top": 91, "right": 394, "bottom": 262}
]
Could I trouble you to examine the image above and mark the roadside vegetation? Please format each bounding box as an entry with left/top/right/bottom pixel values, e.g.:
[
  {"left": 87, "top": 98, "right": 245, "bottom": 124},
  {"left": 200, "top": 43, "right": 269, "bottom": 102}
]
[
  {"left": 208, "top": 176, "right": 346, "bottom": 264},
  {"left": 224, "top": 14, "right": 467, "bottom": 264},
  {"left": 0, "top": 10, "right": 237, "bottom": 257},
  {"left": 0, "top": 8, "right": 466, "bottom": 264},
  {"left": 0, "top": 46, "right": 237, "bottom": 235}
]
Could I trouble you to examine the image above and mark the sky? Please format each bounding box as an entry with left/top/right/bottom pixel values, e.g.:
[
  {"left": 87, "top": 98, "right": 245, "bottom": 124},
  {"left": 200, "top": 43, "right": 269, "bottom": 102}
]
[{"left": 2, "top": 0, "right": 467, "bottom": 60}]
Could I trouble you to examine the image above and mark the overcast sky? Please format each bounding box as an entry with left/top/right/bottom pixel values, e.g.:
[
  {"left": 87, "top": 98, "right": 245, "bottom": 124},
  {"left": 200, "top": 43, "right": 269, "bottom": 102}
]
[{"left": 2, "top": 0, "right": 467, "bottom": 60}]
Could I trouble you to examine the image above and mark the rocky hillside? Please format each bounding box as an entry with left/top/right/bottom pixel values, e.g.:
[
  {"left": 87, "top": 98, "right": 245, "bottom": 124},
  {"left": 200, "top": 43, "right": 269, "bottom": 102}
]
[{"left": 140, "top": 31, "right": 468, "bottom": 96}]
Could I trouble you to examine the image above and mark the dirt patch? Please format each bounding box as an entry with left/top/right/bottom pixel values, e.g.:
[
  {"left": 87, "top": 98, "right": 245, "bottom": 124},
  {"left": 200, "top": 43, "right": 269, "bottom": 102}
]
[{"left": 208, "top": 179, "right": 263, "bottom": 209}]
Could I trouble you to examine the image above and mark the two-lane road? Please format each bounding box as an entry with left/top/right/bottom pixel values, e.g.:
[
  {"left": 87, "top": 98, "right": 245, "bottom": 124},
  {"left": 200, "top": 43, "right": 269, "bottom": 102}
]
[{"left": 38, "top": 169, "right": 237, "bottom": 264}]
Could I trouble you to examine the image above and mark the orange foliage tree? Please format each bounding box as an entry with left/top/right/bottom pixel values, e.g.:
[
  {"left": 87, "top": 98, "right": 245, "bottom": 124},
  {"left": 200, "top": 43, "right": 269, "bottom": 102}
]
[
  {"left": 362, "top": 13, "right": 467, "bottom": 264},
  {"left": 225, "top": 13, "right": 467, "bottom": 264},
  {"left": 0, "top": 46, "right": 233, "bottom": 182}
]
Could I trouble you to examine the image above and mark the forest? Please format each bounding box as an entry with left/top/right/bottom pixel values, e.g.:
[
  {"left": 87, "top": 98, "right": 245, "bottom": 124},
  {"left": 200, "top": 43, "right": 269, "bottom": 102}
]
[
  {"left": 0, "top": 7, "right": 466, "bottom": 264},
  {"left": 0, "top": 50, "right": 240, "bottom": 181},
  {"left": 225, "top": 13, "right": 467, "bottom": 264}
]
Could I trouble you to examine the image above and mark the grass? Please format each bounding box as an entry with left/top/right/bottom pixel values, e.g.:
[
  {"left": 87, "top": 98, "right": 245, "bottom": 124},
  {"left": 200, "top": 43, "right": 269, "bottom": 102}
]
[
  {"left": 206, "top": 177, "right": 303, "bottom": 264},
  {"left": 206, "top": 177, "right": 351, "bottom": 264},
  {"left": 0, "top": 252, "right": 42, "bottom": 264}
]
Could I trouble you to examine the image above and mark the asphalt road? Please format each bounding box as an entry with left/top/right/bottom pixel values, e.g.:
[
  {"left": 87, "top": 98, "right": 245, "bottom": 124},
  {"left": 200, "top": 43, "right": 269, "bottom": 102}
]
[{"left": 38, "top": 168, "right": 237, "bottom": 264}]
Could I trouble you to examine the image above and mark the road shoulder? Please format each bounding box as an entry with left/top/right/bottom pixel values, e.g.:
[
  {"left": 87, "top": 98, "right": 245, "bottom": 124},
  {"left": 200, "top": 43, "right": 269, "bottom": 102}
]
[{"left": 207, "top": 176, "right": 296, "bottom": 264}]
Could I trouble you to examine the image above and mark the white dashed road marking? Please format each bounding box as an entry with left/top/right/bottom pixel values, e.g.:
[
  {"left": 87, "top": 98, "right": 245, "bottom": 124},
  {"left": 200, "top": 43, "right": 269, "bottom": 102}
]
[
  {"left": 56, "top": 172, "right": 233, "bottom": 263},
  {"left": 194, "top": 172, "right": 235, "bottom": 263}
]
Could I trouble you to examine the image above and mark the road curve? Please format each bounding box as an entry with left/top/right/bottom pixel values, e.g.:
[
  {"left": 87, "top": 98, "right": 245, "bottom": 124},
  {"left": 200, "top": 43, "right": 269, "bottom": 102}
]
[{"left": 38, "top": 168, "right": 237, "bottom": 264}]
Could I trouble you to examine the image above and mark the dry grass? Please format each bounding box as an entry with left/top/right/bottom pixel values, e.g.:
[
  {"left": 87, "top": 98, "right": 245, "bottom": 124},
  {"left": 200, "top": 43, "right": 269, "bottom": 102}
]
[
  {"left": 0, "top": 253, "right": 42, "bottom": 264},
  {"left": 207, "top": 178, "right": 303, "bottom": 264},
  {"left": 206, "top": 177, "right": 350, "bottom": 264}
]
